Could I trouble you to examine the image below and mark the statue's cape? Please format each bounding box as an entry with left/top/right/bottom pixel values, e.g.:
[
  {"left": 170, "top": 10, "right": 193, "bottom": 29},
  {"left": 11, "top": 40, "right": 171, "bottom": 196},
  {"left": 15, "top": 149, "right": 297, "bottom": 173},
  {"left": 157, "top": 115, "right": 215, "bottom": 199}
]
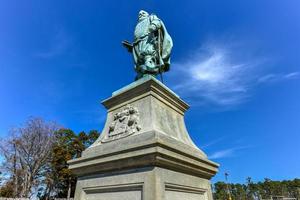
[{"left": 150, "top": 15, "right": 173, "bottom": 72}]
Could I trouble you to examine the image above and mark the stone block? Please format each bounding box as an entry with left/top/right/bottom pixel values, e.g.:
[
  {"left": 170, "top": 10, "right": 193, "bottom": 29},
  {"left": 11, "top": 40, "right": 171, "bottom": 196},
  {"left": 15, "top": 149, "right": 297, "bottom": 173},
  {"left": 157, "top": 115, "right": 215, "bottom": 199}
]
[{"left": 68, "top": 75, "right": 219, "bottom": 200}]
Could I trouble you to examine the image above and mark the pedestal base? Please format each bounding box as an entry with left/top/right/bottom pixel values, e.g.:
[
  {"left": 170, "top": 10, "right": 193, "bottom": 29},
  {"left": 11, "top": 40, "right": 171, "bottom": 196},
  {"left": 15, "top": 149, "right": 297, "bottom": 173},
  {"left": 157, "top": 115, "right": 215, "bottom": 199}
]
[
  {"left": 68, "top": 76, "right": 219, "bottom": 200},
  {"left": 75, "top": 167, "right": 213, "bottom": 200}
]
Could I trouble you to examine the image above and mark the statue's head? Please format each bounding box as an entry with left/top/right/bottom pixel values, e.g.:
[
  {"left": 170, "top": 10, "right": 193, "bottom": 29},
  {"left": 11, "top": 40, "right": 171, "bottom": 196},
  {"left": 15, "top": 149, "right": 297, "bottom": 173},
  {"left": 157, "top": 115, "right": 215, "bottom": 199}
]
[{"left": 138, "top": 10, "right": 149, "bottom": 20}]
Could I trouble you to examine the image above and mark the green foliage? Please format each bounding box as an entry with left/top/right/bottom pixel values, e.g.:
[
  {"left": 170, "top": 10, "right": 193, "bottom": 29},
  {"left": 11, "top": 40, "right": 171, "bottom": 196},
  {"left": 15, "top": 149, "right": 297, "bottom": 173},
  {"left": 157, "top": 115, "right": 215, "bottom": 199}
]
[
  {"left": 0, "top": 181, "right": 14, "bottom": 197},
  {"left": 231, "top": 183, "right": 247, "bottom": 200},
  {"left": 214, "top": 182, "right": 229, "bottom": 200},
  {"left": 41, "top": 129, "right": 100, "bottom": 199},
  {"left": 1, "top": 118, "right": 299, "bottom": 200},
  {"left": 213, "top": 178, "right": 300, "bottom": 200}
]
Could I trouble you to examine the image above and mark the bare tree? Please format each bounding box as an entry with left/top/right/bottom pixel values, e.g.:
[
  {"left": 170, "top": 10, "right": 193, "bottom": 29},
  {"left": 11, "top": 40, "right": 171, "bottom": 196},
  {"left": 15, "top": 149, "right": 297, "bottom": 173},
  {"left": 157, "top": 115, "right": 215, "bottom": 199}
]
[
  {"left": 0, "top": 135, "right": 19, "bottom": 197},
  {"left": 0, "top": 117, "right": 59, "bottom": 198}
]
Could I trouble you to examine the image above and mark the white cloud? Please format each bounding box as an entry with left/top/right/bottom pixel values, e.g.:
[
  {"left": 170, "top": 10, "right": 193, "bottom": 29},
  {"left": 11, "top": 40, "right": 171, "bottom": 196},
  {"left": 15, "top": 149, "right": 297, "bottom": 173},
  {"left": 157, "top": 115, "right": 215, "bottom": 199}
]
[
  {"left": 257, "top": 74, "right": 277, "bottom": 83},
  {"left": 169, "top": 42, "right": 257, "bottom": 107},
  {"left": 258, "top": 72, "right": 299, "bottom": 83},
  {"left": 168, "top": 41, "right": 299, "bottom": 108},
  {"left": 200, "top": 136, "right": 226, "bottom": 150},
  {"left": 284, "top": 72, "right": 299, "bottom": 79},
  {"left": 209, "top": 148, "right": 236, "bottom": 159},
  {"left": 208, "top": 146, "right": 250, "bottom": 159}
]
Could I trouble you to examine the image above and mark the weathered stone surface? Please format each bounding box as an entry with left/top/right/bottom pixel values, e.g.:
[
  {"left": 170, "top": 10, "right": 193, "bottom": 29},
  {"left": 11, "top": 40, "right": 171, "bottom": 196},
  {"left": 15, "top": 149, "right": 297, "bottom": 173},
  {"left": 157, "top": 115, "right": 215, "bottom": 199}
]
[
  {"left": 74, "top": 167, "right": 213, "bottom": 200},
  {"left": 90, "top": 75, "right": 199, "bottom": 148},
  {"left": 68, "top": 75, "right": 219, "bottom": 200}
]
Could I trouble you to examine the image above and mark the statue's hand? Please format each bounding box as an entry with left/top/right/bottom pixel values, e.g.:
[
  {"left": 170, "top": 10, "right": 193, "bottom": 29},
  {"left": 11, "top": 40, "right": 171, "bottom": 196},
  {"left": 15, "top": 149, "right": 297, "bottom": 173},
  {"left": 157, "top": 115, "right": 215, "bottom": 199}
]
[{"left": 148, "top": 24, "right": 156, "bottom": 32}]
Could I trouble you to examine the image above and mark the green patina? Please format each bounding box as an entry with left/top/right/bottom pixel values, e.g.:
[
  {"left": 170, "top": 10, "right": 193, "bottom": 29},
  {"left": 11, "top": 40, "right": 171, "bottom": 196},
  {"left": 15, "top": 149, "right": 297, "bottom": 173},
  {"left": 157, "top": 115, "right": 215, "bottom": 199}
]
[{"left": 123, "top": 10, "right": 173, "bottom": 80}]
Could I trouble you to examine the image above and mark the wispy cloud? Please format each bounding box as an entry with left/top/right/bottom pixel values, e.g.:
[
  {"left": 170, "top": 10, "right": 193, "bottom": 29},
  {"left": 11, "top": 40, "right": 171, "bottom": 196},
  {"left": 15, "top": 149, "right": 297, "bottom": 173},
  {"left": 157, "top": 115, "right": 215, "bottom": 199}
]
[
  {"left": 169, "top": 42, "right": 259, "bottom": 107},
  {"left": 35, "top": 28, "right": 73, "bottom": 58},
  {"left": 200, "top": 136, "right": 226, "bottom": 150},
  {"left": 284, "top": 72, "right": 300, "bottom": 79},
  {"left": 208, "top": 146, "right": 250, "bottom": 159},
  {"left": 257, "top": 72, "right": 300, "bottom": 83},
  {"left": 168, "top": 41, "right": 299, "bottom": 108}
]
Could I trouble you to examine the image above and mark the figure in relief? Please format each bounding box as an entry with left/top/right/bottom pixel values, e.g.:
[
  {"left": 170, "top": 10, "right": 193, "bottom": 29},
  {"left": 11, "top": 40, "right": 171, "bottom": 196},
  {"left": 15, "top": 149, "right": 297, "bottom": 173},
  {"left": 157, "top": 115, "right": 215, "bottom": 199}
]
[{"left": 102, "top": 104, "right": 141, "bottom": 142}]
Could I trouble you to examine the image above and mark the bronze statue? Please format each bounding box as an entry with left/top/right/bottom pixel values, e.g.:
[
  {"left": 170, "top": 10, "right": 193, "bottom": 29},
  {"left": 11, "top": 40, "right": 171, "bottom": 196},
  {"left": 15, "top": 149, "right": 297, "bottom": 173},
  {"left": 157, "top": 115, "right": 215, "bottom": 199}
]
[{"left": 123, "top": 10, "right": 173, "bottom": 80}]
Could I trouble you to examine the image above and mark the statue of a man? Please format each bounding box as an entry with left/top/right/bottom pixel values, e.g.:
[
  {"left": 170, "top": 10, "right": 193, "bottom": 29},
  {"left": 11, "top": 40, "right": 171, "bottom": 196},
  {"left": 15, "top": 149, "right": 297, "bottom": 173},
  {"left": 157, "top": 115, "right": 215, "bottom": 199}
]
[{"left": 123, "top": 10, "right": 173, "bottom": 80}]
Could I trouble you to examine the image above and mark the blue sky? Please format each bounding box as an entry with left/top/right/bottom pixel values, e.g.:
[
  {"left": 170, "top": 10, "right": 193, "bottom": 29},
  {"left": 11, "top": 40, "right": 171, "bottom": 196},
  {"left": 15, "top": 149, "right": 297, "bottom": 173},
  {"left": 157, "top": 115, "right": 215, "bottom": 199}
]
[{"left": 0, "top": 0, "right": 299, "bottom": 183}]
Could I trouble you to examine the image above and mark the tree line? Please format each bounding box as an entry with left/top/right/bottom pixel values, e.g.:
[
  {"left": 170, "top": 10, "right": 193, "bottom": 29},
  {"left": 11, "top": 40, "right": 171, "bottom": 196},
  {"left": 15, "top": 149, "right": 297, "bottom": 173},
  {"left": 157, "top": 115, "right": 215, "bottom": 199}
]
[
  {"left": 213, "top": 178, "right": 300, "bottom": 200},
  {"left": 0, "top": 117, "right": 99, "bottom": 199},
  {"left": 0, "top": 118, "right": 299, "bottom": 199}
]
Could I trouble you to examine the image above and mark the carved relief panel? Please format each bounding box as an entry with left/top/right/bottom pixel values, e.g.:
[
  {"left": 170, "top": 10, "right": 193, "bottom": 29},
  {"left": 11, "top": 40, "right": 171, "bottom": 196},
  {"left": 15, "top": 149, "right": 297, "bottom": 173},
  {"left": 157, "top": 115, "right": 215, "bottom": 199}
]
[{"left": 102, "top": 104, "right": 141, "bottom": 143}]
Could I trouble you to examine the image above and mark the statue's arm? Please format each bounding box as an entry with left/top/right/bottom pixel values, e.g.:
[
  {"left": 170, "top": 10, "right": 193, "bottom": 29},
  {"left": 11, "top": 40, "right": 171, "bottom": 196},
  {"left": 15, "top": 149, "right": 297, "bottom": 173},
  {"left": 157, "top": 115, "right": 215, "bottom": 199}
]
[{"left": 149, "top": 15, "right": 162, "bottom": 32}]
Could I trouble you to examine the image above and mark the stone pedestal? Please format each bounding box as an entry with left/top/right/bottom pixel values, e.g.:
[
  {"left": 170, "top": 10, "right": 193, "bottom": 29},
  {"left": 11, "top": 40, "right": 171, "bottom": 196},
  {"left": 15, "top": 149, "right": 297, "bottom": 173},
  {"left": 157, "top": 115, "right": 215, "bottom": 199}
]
[{"left": 68, "top": 75, "right": 219, "bottom": 200}]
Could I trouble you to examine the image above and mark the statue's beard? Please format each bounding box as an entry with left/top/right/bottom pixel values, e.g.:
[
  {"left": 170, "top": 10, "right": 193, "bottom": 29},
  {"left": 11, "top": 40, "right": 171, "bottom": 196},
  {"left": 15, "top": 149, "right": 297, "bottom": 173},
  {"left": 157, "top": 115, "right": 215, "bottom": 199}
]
[{"left": 138, "top": 16, "right": 148, "bottom": 21}]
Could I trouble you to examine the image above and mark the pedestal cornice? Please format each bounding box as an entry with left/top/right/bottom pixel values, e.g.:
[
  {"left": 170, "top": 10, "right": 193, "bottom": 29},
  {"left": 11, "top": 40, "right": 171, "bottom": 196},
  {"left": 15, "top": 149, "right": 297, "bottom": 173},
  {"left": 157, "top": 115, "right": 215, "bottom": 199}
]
[
  {"left": 102, "top": 75, "right": 189, "bottom": 115},
  {"left": 68, "top": 130, "right": 219, "bottom": 179}
]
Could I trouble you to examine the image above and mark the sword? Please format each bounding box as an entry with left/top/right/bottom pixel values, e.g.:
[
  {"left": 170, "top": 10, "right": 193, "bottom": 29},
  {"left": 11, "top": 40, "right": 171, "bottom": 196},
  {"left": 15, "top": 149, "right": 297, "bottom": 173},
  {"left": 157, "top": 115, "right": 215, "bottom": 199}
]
[
  {"left": 122, "top": 40, "right": 133, "bottom": 53},
  {"left": 158, "top": 29, "right": 164, "bottom": 83}
]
